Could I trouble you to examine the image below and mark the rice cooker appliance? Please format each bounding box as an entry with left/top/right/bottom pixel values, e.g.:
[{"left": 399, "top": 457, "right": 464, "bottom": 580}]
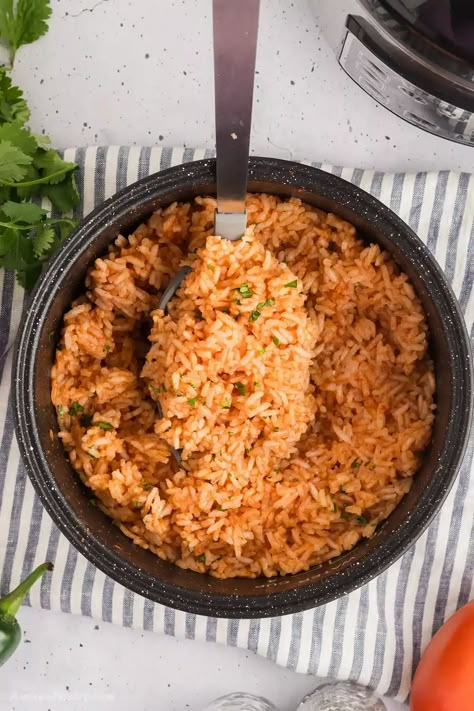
[{"left": 311, "top": 0, "right": 474, "bottom": 146}]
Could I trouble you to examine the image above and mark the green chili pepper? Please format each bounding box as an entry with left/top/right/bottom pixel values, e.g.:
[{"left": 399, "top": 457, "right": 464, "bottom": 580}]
[{"left": 0, "top": 562, "right": 53, "bottom": 666}]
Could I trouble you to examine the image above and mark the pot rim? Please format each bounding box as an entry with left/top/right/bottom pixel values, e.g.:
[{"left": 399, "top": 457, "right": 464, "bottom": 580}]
[{"left": 12, "top": 157, "right": 473, "bottom": 618}]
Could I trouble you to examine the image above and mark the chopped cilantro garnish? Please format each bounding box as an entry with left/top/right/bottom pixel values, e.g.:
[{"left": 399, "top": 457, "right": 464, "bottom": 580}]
[
  {"left": 256, "top": 298, "right": 275, "bottom": 310},
  {"left": 233, "top": 298, "right": 241, "bottom": 305},
  {"left": 341, "top": 512, "right": 351, "bottom": 519},
  {"left": 351, "top": 459, "right": 361, "bottom": 468},
  {"left": 197, "top": 554, "right": 206, "bottom": 563},
  {"left": 104, "top": 345, "right": 110, "bottom": 353},
  {"left": 97, "top": 421, "right": 113, "bottom": 431},
  {"left": 133, "top": 500, "right": 142, "bottom": 509},
  {"left": 161, "top": 383, "right": 167, "bottom": 392},
  {"left": 207, "top": 264, "right": 215, "bottom": 271},
  {"left": 56, "top": 344, "right": 62, "bottom": 351},
  {"left": 68, "top": 402, "right": 84, "bottom": 416},
  {"left": 143, "top": 483, "right": 153, "bottom": 491},
  {"left": 188, "top": 396, "right": 198, "bottom": 407},
  {"left": 236, "top": 283, "right": 252, "bottom": 298},
  {"left": 149, "top": 385, "right": 159, "bottom": 393},
  {"left": 217, "top": 506, "right": 225, "bottom": 512},
  {"left": 87, "top": 451, "right": 97, "bottom": 460},
  {"left": 235, "top": 382, "right": 246, "bottom": 396},
  {"left": 284, "top": 279, "right": 298, "bottom": 288},
  {"left": 272, "top": 336, "right": 280, "bottom": 346},
  {"left": 57, "top": 404, "right": 64, "bottom": 416},
  {"left": 356, "top": 515, "right": 369, "bottom": 524},
  {"left": 194, "top": 309, "right": 204, "bottom": 321},
  {"left": 249, "top": 310, "right": 261, "bottom": 322},
  {"left": 274, "top": 427, "right": 280, "bottom": 432},
  {"left": 221, "top": 399, "right": 231, "bottom": 409},
  {"left": 222, "top": 308, "right": 230, "bottom": 315},
  {"left": 257, "top": 347, "right": 265, "bottom": 355},
  {"left": 253, "top": 381, "right": 259, "bottom": 387},
  {"left": 333, "top": 502, "right": 337, "bottom": 513},
  {"left": 339, "top": 486, "right": 347, "bottom": 494}
]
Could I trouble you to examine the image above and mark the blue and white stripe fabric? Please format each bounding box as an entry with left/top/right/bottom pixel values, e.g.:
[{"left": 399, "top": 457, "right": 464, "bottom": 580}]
[{"left": 0, "top": 147, "right": 472, "bottom": 702}]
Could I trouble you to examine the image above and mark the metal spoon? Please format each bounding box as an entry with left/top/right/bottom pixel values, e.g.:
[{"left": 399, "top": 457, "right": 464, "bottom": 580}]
[
  {"left": 158, "top": 0, "right": 260, "bottom": 313},
  {"left": 155, "top": 1, "right": 260, "bottom": 465}
]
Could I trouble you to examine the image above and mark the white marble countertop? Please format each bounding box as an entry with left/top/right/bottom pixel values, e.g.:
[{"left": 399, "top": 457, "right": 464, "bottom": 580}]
[
  {"left": 11, "top": 0, "right": 473, "bottom": 172},
  {"left": 2, "top": 0, "right": 472, "bottom": 709}
]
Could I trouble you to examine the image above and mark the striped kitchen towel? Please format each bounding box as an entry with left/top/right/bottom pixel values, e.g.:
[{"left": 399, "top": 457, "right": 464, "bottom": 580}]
[{"left": 0, "top": 147, "right": 473, "bottom": 703}]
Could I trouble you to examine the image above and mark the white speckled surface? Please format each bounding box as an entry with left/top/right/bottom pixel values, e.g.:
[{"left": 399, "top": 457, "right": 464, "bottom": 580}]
[
  {"left": 10, "top": 0, "right": 474, "bottom": 172},
  {"left": 3, "top": 0, "right": 472, "bottom": 707}
]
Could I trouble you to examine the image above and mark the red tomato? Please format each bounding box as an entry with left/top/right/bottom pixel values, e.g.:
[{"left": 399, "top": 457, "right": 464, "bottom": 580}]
[{"left": 411, "top": 600, "right": 474, "bottom": 711}]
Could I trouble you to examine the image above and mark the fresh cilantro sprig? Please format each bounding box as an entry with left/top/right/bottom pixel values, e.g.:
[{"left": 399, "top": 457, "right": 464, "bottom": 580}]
[
  {"left": 0, "top": 0, "right": 52, "bottom": 65},
  {"left": 0, "top": 1, "right": 80, "bottom": 290}
]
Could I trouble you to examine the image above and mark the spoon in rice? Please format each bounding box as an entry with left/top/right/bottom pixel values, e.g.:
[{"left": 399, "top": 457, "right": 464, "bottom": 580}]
[
  {"left": 158, "top": 0, "right": 260, "bottom": 313},
  {"left": 154, "top": 0, "right": 260, "bottom": 464}
]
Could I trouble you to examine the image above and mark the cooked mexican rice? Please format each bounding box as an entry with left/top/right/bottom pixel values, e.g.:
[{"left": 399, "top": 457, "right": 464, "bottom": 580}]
[{"left": 51, "top": 194, "right": 435, "bottom": 579}]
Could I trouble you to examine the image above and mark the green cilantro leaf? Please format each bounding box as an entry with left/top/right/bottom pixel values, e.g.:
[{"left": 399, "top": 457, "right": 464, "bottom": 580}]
[
  {"left": 0, "top": 0, "right": 52, "bottom": 65},
  {"left": 68, "top": 401, "right": 84, "bottom": 416},
  {"left": 236, "top": 283, "right": 252, "bottom": 298},
  {"left": 97, "top": 421, "right": 113, "bottom": 431},
  {"left": 0, "top": 139, "right": 32, "bottom": 181},
  {"left": 284, "top": 279, "right": 298, "bottom": 288},
  {"left": 0, "top": 122, "right": 37, "bottom": 154},
  {"left": 32, "top": 223, "right": 55, "bottom": 258},
  {"left": 42, "top": 171, "right": 79, "bottom": 212},
  {"left": 15, "top": 260, "right": 41, "bottom": 289},
  {"left": 257, "top": 299, "right": 275, "bottom": 309},
  {"left": 235, "top": 382, "right": 246, "bottom": 396},
  {"left": 33, "top": 148, "right": 77, "bottom": 185},
  {"left": 3, "top": 200, "right": 46, "bottom": 223},
  {"left": 0, "top": 9, "right": 78, "bottom": 291},
  {"left": 0, "top": 68, "right": 29, "bottom": 124},
  {"left": 0, "top": 227, "right": 34, "bottom": 270}
]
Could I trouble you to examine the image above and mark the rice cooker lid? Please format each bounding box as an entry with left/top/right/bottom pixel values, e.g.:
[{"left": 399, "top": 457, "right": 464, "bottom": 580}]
[
  {"left": 337, "top": 0, "right": 474, "bottom": 144},
  {"left": 378, "top": 0, "right": 474, "bottom": 65}
]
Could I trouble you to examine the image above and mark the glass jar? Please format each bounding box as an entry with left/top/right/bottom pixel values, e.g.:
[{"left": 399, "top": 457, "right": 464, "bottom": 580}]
[
  {"left": 297, "top": 682, "right": 406, "bottom": 711},
  {"left": 202, "top": 692, "right": 280, "bottom": 711}
]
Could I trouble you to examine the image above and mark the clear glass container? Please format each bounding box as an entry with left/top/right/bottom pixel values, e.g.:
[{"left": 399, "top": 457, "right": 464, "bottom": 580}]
[
  {"left": 297, "top": 682, "right": 389, "bottom": 711},
  {"left": 202, "top": 692, "right": 280, "bottom": 711}
]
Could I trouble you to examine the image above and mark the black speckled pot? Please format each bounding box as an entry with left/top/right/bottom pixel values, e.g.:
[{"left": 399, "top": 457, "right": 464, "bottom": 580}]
[{"left": 13, "top": 158, "right": 472, "bottom": 618}]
